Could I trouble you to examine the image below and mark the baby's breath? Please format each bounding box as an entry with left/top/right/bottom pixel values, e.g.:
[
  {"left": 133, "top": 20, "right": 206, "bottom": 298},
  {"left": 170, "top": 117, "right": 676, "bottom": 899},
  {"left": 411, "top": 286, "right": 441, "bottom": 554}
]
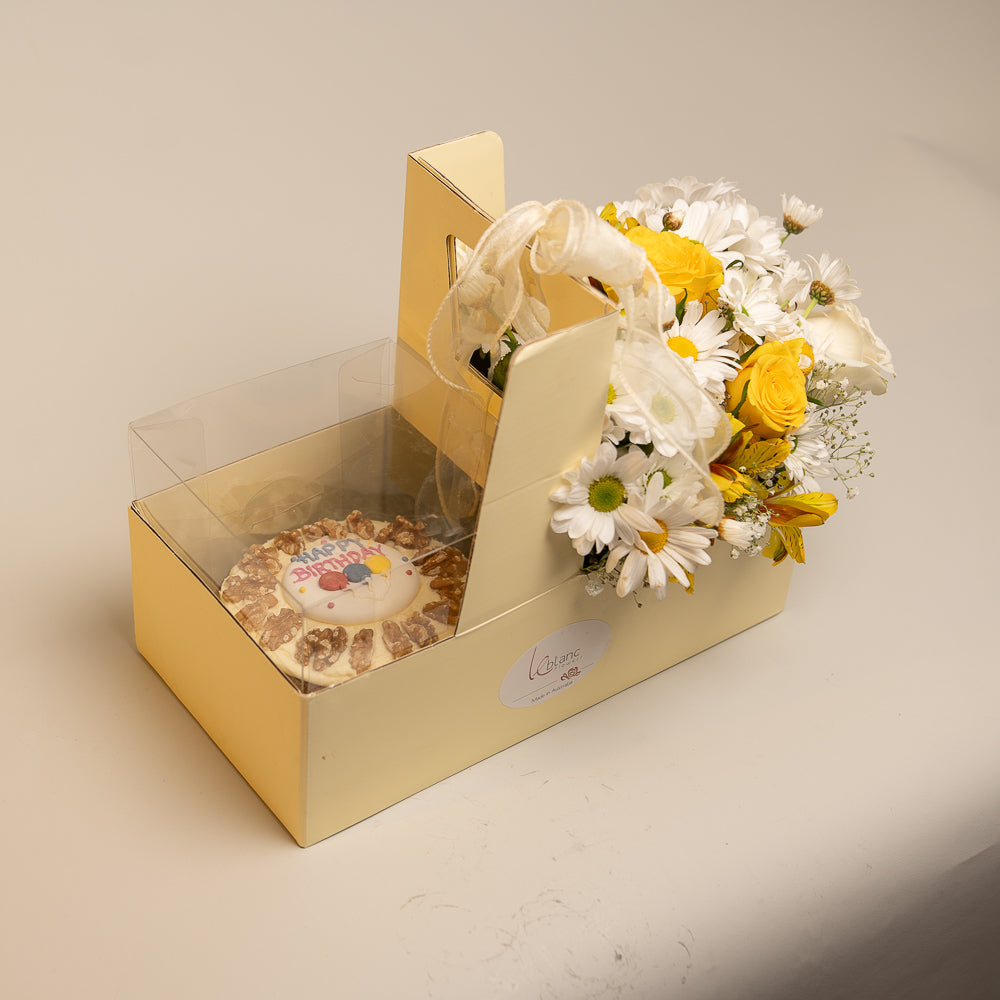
[
  {"left": 806, "top": 362, "right": 876, "bottom": 492},
  {"left": 722, "top": 495, "right": 771, "bottom": 558}
]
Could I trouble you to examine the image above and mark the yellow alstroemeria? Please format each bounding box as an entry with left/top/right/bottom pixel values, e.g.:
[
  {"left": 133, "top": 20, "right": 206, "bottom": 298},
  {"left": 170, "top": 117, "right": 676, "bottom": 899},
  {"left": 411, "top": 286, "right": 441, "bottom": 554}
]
[
  {"left": 710, "top": 463, "right": 761, "bottom": 502},
  {"left": 599, "top": 202, "right": 620, "bottom": 228},
  {"left": 717, "top": 417, "right": 753, "bottom": 467},
  {"left": 766, "top": 492, "right": 839, "bottom": 527},
  {"left": 739, "top": 439, "right": 793, "bottom": 477},
  {"left": 763, "top": 525, "right": 806, "bottom": 564},
  {"left": 712, "top": 426, "right": 791, "bottom": 500},
  {"left": 726, "top": 413, "right": 746, "bottom": 437}
]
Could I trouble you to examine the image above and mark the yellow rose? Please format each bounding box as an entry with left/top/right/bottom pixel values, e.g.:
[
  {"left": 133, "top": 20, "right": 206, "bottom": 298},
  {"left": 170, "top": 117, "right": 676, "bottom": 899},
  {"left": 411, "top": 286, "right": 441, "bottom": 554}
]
[
  {"left": 623, "top": 226, "right": 724, "bottom": 307},
  {"left": 725, "top": 339, "right": 812, "bottom": 439}
]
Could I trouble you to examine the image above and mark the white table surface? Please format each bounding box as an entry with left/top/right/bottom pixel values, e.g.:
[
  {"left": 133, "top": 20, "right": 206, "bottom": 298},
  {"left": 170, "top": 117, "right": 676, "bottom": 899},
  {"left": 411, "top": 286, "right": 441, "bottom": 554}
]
[{"left": 3, "top": 2, "right": 999, "bottom": 997}]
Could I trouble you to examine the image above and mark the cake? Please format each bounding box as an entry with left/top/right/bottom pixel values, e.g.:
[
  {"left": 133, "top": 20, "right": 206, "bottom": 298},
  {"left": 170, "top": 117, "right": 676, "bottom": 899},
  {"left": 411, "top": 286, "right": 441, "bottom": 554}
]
[{"left": 219, "top": 510, "right": 468, "bottom": 689}]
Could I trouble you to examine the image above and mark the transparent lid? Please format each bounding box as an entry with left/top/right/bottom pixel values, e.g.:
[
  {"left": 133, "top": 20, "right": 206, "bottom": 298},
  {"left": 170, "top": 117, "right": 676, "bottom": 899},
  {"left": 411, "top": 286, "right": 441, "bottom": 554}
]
[{"left": 130, "top": 339, "right": 487, "bottom": 692}]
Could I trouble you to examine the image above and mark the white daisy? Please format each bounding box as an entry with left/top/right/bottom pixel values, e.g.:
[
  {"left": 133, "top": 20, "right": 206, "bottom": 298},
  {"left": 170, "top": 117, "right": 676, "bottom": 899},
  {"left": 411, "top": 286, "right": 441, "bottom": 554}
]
[
  {"left": 725, "top": 200, "right": 786, "bottom": 276},
  {"left": 664, "top": 300, "right": 740, "bottom": 400},
  {"left": 605, "top": 183, "right": 786, "bottom": 279},
  {"left": 718, "top": 269, "right": 795, "bottom": 343},
  {"left": 606, "top": 337, "right": 727, "bottom": 460},
  {"left": 674, "top": 200, "right": 744, "bottom": 267},
  {"left": 801, "top": 253, "right": 861, "bottom": 310},
  {"left": 771, "top": 258, "right": 811, "bottom": 315},
  {"left": 607, "top": 197, "right": 668, "bottom": 231},
  {"left": 639, "top": 451, "right": 704, "bottom": 508},
  {"left": 606, "top": 493, "right": 716, "bottom": 599},
  {"left": 636, "top": 177, "right": 740, "bottom": 208},
  {"left": 621, "top": 179, "right": 742, "bottom": 243},
  {"left": 781, "top": 194, "right": 823, "bottom": 235},
  {"left": 784, "top": 406, "right": 833, "bottom": 491},
  {"left": 550, "top": 442, "right": 658, "bottom": 555}
]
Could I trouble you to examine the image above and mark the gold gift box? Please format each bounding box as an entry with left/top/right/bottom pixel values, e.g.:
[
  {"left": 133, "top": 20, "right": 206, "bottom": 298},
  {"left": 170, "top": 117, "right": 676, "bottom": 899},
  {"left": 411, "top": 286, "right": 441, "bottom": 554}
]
[{"left": 129, "top": 132, "right": 792, "bottom": 846}]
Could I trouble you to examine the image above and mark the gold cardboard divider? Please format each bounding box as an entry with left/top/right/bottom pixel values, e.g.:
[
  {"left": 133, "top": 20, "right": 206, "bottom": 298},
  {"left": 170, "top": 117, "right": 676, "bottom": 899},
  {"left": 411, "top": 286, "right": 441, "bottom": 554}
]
[{"left": 393, "top": 132, "right": 613, "bottom": 489}]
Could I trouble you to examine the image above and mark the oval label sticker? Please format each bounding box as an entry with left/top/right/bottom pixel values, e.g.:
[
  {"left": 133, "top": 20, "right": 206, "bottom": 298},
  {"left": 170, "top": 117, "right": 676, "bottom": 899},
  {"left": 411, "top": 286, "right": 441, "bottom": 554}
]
[{"left": 499, "top": 620, "right": 612, "bottom": 709}]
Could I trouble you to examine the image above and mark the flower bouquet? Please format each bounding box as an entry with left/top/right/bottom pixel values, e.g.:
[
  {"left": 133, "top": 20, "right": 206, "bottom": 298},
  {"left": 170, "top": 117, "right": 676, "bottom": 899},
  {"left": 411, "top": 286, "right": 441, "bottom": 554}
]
[{"left": 434, "top": 177, "right": 893, "bottom": 602}]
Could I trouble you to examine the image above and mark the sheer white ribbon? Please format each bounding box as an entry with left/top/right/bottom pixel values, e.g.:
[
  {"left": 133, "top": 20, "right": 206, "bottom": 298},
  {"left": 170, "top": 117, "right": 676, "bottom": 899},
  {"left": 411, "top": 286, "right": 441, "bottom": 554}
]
[{"left": 426, "top": 199, "right": 728, "bottom": 525}]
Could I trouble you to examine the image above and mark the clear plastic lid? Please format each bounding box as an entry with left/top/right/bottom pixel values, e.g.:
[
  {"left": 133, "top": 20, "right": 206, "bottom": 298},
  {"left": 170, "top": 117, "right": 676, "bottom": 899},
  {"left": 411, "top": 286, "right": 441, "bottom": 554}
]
[{"left": 130, "top": 339, "right": 485, "bottom": 691}]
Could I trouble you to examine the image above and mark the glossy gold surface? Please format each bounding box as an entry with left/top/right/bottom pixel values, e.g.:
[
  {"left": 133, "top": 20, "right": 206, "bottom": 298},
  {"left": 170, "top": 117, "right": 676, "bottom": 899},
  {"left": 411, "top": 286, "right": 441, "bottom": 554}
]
[{"left": 129, "top": 132, "right": 793, "bottom": 845}]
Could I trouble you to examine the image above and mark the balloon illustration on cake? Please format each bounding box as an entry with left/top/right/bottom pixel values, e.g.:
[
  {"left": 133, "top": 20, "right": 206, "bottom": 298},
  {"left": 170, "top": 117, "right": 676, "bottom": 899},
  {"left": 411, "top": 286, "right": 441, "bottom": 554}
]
[{"left": 285, "top": 536, "right": 420, "bottom": 626}]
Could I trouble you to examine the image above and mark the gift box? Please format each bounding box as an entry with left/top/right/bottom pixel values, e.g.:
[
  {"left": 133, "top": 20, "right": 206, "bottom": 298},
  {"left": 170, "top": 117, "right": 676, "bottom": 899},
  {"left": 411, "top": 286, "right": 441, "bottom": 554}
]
[{"left": 129, "top": 132, "right": 793, "bottom": 846}]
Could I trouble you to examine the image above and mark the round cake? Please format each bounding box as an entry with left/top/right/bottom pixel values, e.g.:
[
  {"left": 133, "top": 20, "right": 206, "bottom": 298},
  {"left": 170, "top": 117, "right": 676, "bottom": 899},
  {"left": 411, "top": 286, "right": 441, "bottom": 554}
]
[{"left": 219, "top": 510, "right": 468, "bottom": 689}]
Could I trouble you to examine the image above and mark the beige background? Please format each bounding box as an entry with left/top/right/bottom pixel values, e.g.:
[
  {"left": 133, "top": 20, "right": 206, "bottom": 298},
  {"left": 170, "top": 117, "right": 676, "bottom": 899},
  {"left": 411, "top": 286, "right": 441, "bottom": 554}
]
[{"left": 3, "top": 1, "right": 999, "bottom": 997}]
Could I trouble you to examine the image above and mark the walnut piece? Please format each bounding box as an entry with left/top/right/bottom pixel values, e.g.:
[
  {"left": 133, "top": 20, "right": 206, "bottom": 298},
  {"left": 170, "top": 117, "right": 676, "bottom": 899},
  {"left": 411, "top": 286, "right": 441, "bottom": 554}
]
[
  {"left": 430, "top": 577, "right": 465, "bottom": 602},
  {"left": 259, "top": 608, "right": 302, "bottom": 651},
  {"left": 295, "top": 626, "right": 348, "bottom": 670},
  {"left": 316, "top": 517, "right": 347, "bottom": 539},
  {"left": 401, "top": 612, "right": 437, "bottom": 648},
  {"left": 221, "top": 574, "right": 272, "bottom": 604},
  {"left": 273, "top": 529, "right": 305, "bottom": 555},
  {"left": 350, "top": 628, "right": 374, "bottom": 673},
  {"left": 235, "top": 593, "right": 279, "bottom": 630},
  {"left": 381, "top": 620, "right": 413, "bottom": 659},
  {"left": 345, "top": 510, "right": 375, "bottom": 539},
  {"left": 416, "top": 546, "right": 469, "bottom": 579},
  {"left": 242, "top": 544, "right": 282, "bottom": 575},
  {"left": 375, "top": 515, "right": 432, "bottom": 550},
  {"left": 422, "top": 600, "right": 458, "bottom": 626}
]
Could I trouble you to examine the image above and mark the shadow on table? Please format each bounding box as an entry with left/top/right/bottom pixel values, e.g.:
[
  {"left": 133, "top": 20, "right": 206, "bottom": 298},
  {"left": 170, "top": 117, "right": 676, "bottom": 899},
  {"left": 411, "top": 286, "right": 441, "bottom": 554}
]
[{"left": 759, "top": 841, "right": 1000, "bottom": 1000}]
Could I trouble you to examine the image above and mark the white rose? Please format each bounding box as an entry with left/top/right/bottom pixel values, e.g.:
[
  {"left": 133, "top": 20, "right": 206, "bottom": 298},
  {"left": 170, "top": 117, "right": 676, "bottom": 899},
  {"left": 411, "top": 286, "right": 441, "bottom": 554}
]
[{"left": 806, "top": 303, "right": 894, "bottom": 395}]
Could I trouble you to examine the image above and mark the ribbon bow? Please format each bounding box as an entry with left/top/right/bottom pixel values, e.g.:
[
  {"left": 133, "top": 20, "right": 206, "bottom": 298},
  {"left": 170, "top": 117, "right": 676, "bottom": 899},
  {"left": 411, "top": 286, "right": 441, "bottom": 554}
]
[{"left": 425, "top": 199, "right": 728, "bottom": 525}]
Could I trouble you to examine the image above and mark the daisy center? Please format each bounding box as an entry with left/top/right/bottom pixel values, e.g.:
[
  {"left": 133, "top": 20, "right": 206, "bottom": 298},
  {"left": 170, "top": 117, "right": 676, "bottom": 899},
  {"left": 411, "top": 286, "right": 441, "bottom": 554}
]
[
  {"left": 662, "top": 211, "right": 683, "bottom": 232},
  {"left": 809, "top": 279, "right": 835, "bottom": 306},
  {"left": 666, "top": 335, "right": 699, "bottom": 361},
  {"left": 783, "top": 214, "right": 805, "bottom": 235},
  {"left": 587, "top": 475, "right": 626, "bottom": 512},
  {"left": 639, "top": 519, "right": 669, "bottom": 553},
  {"left": 651, "top": 392, "right": 676, "bottom": 424},
  {"left": 607, "top": 383, "right": 617, "bottom": 405}
]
